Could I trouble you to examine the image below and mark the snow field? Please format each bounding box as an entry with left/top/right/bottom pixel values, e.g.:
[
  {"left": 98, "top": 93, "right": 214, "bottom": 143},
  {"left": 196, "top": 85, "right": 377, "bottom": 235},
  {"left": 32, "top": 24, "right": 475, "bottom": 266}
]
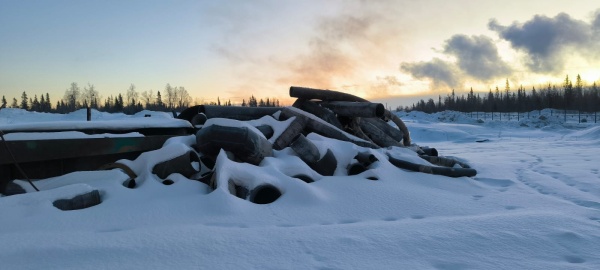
[{"left": 1, "top": 108, "right": 599, "bottom": 269}]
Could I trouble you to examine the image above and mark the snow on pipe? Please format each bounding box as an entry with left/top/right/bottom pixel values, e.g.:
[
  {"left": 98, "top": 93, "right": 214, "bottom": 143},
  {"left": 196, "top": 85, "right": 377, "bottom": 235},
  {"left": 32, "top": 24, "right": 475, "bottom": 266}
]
[
  {"left": 177, "top": 105, "right": 280, "bottom": 123},
  {"left": 292, "top": 99, "right": 344, "bottom": 129},
  {"left": 289, "top": 86, "right": 411, "bottom": 146},
  {"left": 98, "top": 162, "right": 138, "bottom": 188},
  {"left": 361, "top": 118, "right": 404, "bottom": 143},
  {"left": 272, "top": 116, "right": 307, "bottom": 150},
  {"left": 201, "top": 105, "right": 280, "bottom": 121},
  {"left": 290, "top": 134, "right": 337, "bottom": 176},
  {"left": 279, "top": 107, "right": 377, "bottom": 149},
  {"left": 190, "top": 111, "right": 274, "bottom": 139},
  {"left": 289, "top": 134, "right": 321, "bottom": 163},
  {"left": 53, "top": 190, "right": 102, "bottom": 211},
  {"left": 386, "top": 154, "right": 477, "bottom": 178},
  {"left": 419, "top": 155, "right": 471, "bottom": 169},
  {"left": 196, "top": 125, "right": 273, "bottom": 165},
  {"left": 358, "top": 119, "right": 402, "bottom": 148},
  {"left": 319, "top": 101, "right": 385, "bottom": 118},
  {"left": 152, "top": 151, "right": 201, "bottom": 179}
]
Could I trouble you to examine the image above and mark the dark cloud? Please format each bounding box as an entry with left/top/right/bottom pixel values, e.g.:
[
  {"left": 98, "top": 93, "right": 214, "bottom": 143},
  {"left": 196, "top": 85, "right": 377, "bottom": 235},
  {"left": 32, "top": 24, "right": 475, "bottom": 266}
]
[
  {"left": 443, "top": 34, "right": 511, "bottom": 81},
  {"left": 400, "top": 58, "right": 462, "bottom": 89},
  {"left": 488, "top": 13, "right": 597, "bottom": 73},
  {"left": 401, "top": 34, "right": 511, "bottom": 90},
  {"left": 594, "top": 10, "right": 600, "bottom": 31}
]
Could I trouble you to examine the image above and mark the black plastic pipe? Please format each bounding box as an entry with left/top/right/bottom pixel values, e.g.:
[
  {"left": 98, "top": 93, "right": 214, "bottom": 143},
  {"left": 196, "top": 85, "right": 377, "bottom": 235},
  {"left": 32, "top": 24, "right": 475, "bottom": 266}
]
[
  {"left": 387, "top": 154, "right": 477, "bottom": 178},
  {"left": 292, "top": 99, "right": 343, "bottom": 129},
  {"left": 289, "top": 86, "right": 411, "bottom": 146},
  {"left": 196, "top": 125, "right": 273, "bottom": 165},
  {"left": 152, "top": 151, "right": 201, "bottom": 179},
  {"left": 319, "top": 101, "right": 385, "bottom": 118}
]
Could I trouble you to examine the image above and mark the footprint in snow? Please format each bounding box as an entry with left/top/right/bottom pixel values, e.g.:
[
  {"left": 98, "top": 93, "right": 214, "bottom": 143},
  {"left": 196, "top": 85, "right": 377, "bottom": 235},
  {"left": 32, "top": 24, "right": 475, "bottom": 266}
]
[
  {"left": 473, "top": 177, "right": 515, "bottom": 188},
  {"left": 472, "top": 195, "right": 484, "bottom": 200},
  {"left": 564, "top": 255, "right": 586, "bottom": 264}
]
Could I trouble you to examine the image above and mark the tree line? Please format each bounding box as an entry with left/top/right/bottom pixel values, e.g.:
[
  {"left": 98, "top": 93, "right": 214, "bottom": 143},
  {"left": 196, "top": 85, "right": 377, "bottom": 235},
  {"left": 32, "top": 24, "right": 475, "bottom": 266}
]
[
  {"left": 0, "top": 83, "right": 281, "bottom": 114},
  {"left": 401, "top": 75, "right": 600, "bottom": 114}
]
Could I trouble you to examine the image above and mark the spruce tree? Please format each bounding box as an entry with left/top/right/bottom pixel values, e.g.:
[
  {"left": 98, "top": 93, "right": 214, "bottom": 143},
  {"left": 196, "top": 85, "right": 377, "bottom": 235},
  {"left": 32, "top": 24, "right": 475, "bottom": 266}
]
[
  {"left": 20, "top": 91, "right": 28, "bottom": 110},
  {"left": 46, "top": 93, "right": 51, "bottom": 112},
  {"left": 156, "top": 90, "right": 163, "bottom": 108},
  {"left": 32, "top": 95, "right": 40, "bottom": 112}
]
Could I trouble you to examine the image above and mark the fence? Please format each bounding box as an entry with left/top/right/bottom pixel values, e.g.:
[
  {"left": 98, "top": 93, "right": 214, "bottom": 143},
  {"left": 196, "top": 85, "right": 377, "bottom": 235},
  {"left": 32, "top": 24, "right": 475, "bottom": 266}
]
[{"left": 462, "top": 110, "right": 598, "bottom": 124}]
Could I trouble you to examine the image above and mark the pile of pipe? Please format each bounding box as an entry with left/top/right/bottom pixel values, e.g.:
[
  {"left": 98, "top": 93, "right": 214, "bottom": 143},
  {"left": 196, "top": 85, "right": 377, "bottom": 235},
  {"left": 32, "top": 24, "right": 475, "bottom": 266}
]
[
  {"left": 11, "top": 86, "right": 476, "bottom": 209},
  {"left": 158, "top": 86, "right": 477, "bottom": 205}
]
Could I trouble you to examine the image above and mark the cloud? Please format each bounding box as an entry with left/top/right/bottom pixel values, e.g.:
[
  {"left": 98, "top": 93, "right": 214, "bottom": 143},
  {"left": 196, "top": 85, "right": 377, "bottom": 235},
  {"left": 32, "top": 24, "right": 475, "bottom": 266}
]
[
  {"left": 364, "top": 75, "right": 403, "bottom": 98},
  {"left": 400, "top": 58, "right": 462, "bottom": 89},
  {"left": 401, "top": 34, "right": 511, "bottom": 90},
  {"left": 278, "top": 12, "right": 381, "bottom": 89},
  {"left": 594, "top": 10, "right": 600, "bottom": 31},
  {"left": 488, "top": 13, "right": 598, "bottom": 73},
  {"left": 443, "top": 34, "right": 512, "bottom": 80}
]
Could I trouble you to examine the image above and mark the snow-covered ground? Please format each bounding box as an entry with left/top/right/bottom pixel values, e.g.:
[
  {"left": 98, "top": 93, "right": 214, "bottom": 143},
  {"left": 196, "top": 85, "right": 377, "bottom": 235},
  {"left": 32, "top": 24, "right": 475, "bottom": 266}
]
[{"left": 1, "top": 108, "right": 599, "bottom": 269}]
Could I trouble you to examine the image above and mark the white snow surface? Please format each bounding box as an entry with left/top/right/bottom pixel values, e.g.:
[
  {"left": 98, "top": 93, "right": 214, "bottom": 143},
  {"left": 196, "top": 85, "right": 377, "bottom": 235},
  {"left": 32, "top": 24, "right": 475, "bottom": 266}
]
[
  {"left": 0, "top": 108, "right": 190, "bottom": 140},
  {"left": 1, "top": 108, "right": 600, "bottom": 269}
]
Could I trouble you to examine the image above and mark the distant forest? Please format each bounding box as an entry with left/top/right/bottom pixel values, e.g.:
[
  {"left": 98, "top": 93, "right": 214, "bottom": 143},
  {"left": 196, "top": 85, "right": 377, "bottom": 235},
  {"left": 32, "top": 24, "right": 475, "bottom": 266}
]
[
  {"left": 0, "top": 83, "right": 281, "bottom": 114},
  {"left": 400, "top": 75, "right": 600, "bottom": 113}
]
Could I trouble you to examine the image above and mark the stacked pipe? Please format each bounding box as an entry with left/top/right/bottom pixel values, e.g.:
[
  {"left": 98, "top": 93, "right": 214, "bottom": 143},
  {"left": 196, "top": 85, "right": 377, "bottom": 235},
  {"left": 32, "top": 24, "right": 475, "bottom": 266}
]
[
  {"left": 175, "top": 86, "right": 474, "bottom": 203},
  {"left": 288, "top": 86, "right": 412, "bottom": 147}
]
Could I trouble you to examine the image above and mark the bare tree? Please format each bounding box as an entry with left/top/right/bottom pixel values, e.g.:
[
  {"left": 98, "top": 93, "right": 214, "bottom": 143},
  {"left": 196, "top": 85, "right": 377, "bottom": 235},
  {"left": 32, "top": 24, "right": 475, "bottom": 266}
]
[
  {"left": 126, "top": 84, "right": 139, "bottom": 106},
  {"left": 63, "top": 82, "right": 81, "bottom": 110},
  {"left": 141, "top": 90, "right": 155, "bottom": 108},
  {"left": 81, "top": 83, "right": 100, "bottom": 108},
  {"left": 176, "top": 86, "right": 191, "bottom": 108},
  {"left": 164, "top": 84, "right": 174, "bottom": 109}
]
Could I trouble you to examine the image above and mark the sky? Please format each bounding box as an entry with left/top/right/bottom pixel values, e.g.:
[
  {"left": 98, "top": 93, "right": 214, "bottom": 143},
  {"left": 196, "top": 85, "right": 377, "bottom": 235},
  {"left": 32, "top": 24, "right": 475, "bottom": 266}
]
[{"left": 1, "top": 0, "right": 600, "bottom": 108}]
